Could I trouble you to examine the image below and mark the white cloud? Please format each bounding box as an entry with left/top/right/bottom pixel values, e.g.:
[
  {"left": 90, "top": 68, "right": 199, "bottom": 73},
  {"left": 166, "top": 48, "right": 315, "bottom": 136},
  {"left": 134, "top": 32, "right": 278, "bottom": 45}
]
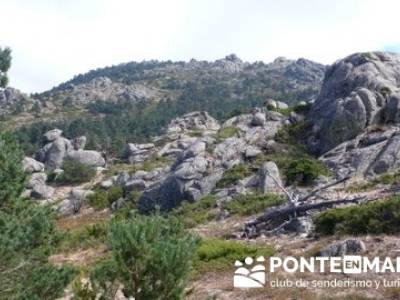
[{"left": 0, "top": 0, "right": 399, "bottom": 93}]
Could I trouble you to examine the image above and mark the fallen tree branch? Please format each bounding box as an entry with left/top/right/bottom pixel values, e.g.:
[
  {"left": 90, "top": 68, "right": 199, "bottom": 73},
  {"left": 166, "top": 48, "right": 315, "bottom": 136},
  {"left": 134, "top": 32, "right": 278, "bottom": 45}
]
[
  {"left": 299, "top": 176, "right": 351, "bottom": 203},
  {"left": 246, "top": 196, "right": 365, "bottom": 227}
]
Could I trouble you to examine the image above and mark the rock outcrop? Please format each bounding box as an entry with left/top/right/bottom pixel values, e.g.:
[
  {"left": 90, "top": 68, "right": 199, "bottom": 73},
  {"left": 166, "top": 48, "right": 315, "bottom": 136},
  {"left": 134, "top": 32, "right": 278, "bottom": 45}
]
[
  {"left": 22, "top": 157, "right": 44, "bottom": 173},
  {"left": 138, "top": 108, "right": 287, "bottom": 212},
  {"left": 23, "top": 157, "right": 54, "bottom": 200},
  {"left": 66, "top": 150, "right": 105, "bottom": 168},
  {"left": 43, "top": 76, "right": 161, "bottom": 107},
  {"left": 0, "top": 87, "right": 37, "bottom": 115},
  {"left": 319, "top": 239, "right": 366, "bottom": 257},
  {"left": 320, "top": 126, "right": 400, "bottom": 178},
  {"left": 35, "top": 129, "right": 105, "bottom": 169},
  {"left": 310, "top": 52, "right": 400, "bottom": 154},
  {"left": 166, "top": 111, "right": 220, "bottom": 136},
  {"left": 125, "top": 143, "right": 155, "bottom": 163},
  {"left": 58, "top": 188, "right": 94, "bottom": 216}
]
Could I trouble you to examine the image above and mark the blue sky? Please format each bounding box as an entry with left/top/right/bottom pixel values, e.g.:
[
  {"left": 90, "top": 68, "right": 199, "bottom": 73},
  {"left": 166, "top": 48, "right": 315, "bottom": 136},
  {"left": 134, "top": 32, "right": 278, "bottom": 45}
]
[{"left": 1, "top": 0, "right": 399, "bottom": 93}]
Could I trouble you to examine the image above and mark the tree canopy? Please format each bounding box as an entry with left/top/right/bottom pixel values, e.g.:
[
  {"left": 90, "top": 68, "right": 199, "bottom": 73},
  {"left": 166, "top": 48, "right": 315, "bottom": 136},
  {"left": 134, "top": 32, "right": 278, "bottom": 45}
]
[{"left": 0, "top": 46, "right": 11, "bottom": 87}]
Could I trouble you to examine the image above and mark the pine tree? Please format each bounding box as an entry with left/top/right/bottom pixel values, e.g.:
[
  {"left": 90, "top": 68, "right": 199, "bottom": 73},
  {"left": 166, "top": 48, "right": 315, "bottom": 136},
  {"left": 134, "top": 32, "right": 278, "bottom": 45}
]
[
  {"left": 0, "top": 130, "right": 75, "bottom": 299},
  {"left": 0, "top": 130, "right": 26, "bottom": 209},
  {"left": 91, "top": 214, "right": 199, "bottom": 300},
  {"left": 0, "top": 46, "right": 11, "bottom": 87}
]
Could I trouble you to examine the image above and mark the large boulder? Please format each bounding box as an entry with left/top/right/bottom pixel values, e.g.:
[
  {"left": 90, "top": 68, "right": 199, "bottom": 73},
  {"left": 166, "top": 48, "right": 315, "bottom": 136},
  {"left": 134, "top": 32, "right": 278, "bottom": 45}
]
[
  {"left": 22, "top": 157, "right": 44, "bottom": 173},
  {"left": 167, "top": 111, "right": 220, "bottom": 135},
  {"left": 125, "top": 143, "right": 155, "bottom": 163},
  {"left": 66, "top": 150, "right": 105, "bottom": 167},
  {"left": 214, "top": 137, "right": 247, "bottom": 168},
  {"left": 320, "top": 126, "right": 400, "bottom": 178},
  {"left": 31, "top": 182, "right": 54, "bottom": 199},
  {"left": 58, "top": 188, "right": 94, "bottom": 216},
  {"left": 310, "top": 52, "right": 400, "bottom": 154},
  {"left": 27, "top": 172, "right": 47, "bottom": 189},
  {"left": 44, "top": 137, "right": 72, "bottom": 169},
  {"left": 250, "top": 108, "right": 266, "bottom": 127},
  {"left": 320, "top": 239, "right": 366, "bottom": 257},
  {"left": 259, "top": 162, "right": 283, "bottom": 193},
  {"left": 36, "top": 129, "right": 106, "bottom": 169},
  {"left": 44, "top": 129, "right": 63, "bottom": 142},
  {"left": 138, "top": 151, "right": 222, "bottom": 213}
]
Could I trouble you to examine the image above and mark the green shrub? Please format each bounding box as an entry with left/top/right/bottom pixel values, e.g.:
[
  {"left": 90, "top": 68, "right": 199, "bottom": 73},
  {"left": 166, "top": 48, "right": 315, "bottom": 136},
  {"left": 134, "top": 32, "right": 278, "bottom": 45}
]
[
  {"left": 58, "top": 222, "right": 107, "bottom": 251},
  {"left": 272, "top": 107, "right": 293, "bottom": 116},
  {"left": 171, "top": 195, "right": 217, "bottom": 228},
  {"left": 275, "top": 122, "right": 311, "bottom": 144},
  {"left": 140, "top": 155, "right": 172, "bottom": 172},
  {"left": 216, "top": 126, "right": 238, "bottom": 141},
  {"left": 86, "top": 191, "right": 109, "bottom": 210},
  {"left": 187, "top": 129, "right": 203, "bottom": 137},
  {"left": 216, "top": 163, "right": 253, "bottom": 188},
  {"left": 89, "top": 215, "right": 199, "bottom": 300},
  {"left": 15, "top": 265, "right": 76, "bottom": 300},
  {"left": 55, "top": 159, "right": 96, "bottom": 184},
  {"left": 380, "top": 86, "right": 392, "bottom": 97},
  {"left": 0, "top": 130, "right": 26, "bottom": 209},
  {"left": 293, "top": 103, "right": 312, "bottom": 114},
  {"left": 286, "top": 157, "right": 329, "bottom": 185},
  {"left": 87, "top": 186, "right": 124, "bottom": 210},
  {"left": 314, "top": 196, "right": 400, "bottom": 235},
  {"left": 193, "top": 238, "right": 274, "bottom": 276},
  {"left": 224, "top": 193, "right": 285, "bottom": 216},
  {"left": 107, "top": 186, "right": 124, "bottom": 203}
]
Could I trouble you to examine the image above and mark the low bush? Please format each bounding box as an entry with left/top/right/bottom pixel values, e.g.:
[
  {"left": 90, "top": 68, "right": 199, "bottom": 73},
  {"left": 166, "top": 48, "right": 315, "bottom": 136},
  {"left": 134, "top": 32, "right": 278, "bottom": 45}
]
[
  {"left": 216, "top": 163, "right": 253, "bottom": 188},
  {"left": 224, "top": 193, "right": 285, "bottom": 216},
  {"left": 87, "top": 186, "right": 124, "bottom": 210},
  {"left": 269, "top": 103, "right": 311, "bottom": 117},
  {"left": 256, "top": 150, "right": 329, "bottom": 186},
  {"left": 187, "top": 129, "right": 204, "bottom": 137},
  {"left": 193, "top": 238, "right": 275, "bottom": 276},
  {"left": 139, "top": 155, "right": 172, "bottom": 172},
  {"left": 58, "top": 222, "right": 107, "bottom": 251},
  {"left": 314, "top": 196, "right": 400, "bottom": 235},
  {"left": 171, "top": 195, "right": 217, "bottom": 228},
  {"left": 17, "top": 265, "right": 76, "bottom": 299},
  {"left": 286, "top": 157, "right": 329, "bottom": 185},
  {"left": 216, "top": 126, "right": 238, "bottom": 141},
  {"left": 54, "top": 159, "right": 96, "bottom": 184},
  {"left": 275, "top": 121, "right": 311, "bottom": 144}
]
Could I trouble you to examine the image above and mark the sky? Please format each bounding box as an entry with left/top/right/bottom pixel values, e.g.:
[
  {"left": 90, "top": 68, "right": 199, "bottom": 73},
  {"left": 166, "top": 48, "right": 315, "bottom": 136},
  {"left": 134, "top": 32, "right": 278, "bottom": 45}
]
[{"left": 1, "top": 0, "right": 400, "bottom": 93}]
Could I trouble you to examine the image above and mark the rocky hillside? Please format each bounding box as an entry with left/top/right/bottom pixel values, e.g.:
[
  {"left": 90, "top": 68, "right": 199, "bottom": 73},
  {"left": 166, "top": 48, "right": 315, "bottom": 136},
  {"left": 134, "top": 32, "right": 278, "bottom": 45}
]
[
  {"left": 7, "top": 54, "right": 325, "bottom": 157},
  {"left": 17, "top": 51, "right": 400, "bottom": 234},
  {"left": 1, "top": 54, "right": 325, "bottom": 119},
  {"left": 8, "top": 51, "right": 400, "bottom": 299},
  {"left": 0, "top": 87, "right": 39, "bottom": 116},
  {"left": 39, "top": 54, "right": 324, "bottom": 108}
]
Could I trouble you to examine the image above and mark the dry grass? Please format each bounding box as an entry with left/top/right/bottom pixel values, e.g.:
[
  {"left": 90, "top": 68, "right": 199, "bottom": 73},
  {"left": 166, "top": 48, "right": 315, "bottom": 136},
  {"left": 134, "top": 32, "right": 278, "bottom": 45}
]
[
  {"left": 57, "top": 210, "right": 109, "bottom": 230},
  {"left": 49, "top": 245, "right": 107, "bottom": 268}
]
